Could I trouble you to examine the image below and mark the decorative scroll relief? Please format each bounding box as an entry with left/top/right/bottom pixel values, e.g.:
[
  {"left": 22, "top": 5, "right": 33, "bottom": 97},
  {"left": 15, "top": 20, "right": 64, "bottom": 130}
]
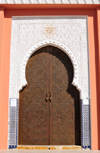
[
  {"left": 9, "top": 17, "right": 89, "bottom": 104},
  {"left": 19, "top": 40, "right": 80, "bottom": 91}
]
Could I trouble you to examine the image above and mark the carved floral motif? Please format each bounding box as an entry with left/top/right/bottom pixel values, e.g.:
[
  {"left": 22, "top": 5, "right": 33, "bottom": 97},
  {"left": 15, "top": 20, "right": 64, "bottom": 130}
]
[{"left": 43, "top": 25, "right": 56, "bottom": 37}]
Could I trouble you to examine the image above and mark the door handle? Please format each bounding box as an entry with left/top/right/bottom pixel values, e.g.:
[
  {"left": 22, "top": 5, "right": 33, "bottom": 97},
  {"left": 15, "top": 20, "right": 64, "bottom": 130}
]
[
  {"left": 45, "top": 92, "right": 53, "bottom": 102},
  {"left": 45, "top": 93, "right": 50, "bottom": 102}
]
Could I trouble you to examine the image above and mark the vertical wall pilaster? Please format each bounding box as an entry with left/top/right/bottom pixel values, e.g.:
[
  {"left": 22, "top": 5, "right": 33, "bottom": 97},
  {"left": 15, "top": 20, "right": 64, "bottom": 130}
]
[
  {"left": 96, "top": 7, "right": 100, "bottom": 150},
  {"left": 0, "top": 7, "right": 11, "bottom": 149},
  {"left": 0, "top": 7, "right": 8, "bottom": 150},
  {"left": 0, "top": 7, "right": 4, "bottom": 91}
]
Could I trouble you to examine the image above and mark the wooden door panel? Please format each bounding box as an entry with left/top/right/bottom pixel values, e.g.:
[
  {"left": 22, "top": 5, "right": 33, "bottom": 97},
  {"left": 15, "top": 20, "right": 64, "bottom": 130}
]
[
  {"left": 49, "top": 47, "right": 75, "bottom": 145},
  {"left": 19, "top": 48, "right": 50, "bottom": 145},
  {"left": 19, "top": 46, "right": 81, "bottom": 145}
]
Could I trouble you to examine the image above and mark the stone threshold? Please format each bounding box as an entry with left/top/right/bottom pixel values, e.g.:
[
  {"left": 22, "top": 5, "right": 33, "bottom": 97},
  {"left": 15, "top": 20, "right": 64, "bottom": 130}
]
[{"left": 17, "top": 145, "right": 81, "bottom": 150}]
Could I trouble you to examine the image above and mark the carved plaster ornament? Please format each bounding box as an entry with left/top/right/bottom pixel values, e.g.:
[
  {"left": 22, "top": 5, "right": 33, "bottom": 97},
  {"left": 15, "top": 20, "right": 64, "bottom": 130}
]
[
  {"left": 9, "top": 17, "right": 89, "bottom": 103},
  {"left": 43, "top": 25, "right": 56, "bottom": 37},
  {"left": 19, "top": 40, "right": 80, "bottom": 92}
]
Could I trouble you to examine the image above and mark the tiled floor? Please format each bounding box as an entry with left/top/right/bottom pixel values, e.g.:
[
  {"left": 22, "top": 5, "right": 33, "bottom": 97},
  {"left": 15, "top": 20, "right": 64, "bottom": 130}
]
[{"left": 0, "top": 151, "right": 100, "bottom": 153}]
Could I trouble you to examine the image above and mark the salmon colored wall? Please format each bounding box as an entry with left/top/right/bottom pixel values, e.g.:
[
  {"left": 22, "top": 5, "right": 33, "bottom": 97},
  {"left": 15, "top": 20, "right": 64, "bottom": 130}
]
[
  {"left": 0, "top": 7, "right": 10, "bottom": 150},
  {"left": 0, "top": 6, "right": 99, "bottom": 150},
  {"left": 96, "top": 7, "right": 100, "bottom": 150}
]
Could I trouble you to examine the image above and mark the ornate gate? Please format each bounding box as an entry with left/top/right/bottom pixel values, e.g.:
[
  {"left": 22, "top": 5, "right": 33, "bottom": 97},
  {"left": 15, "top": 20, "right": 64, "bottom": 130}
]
[{"left": 19, "top": 46, "right": 81, "bottom": 145}]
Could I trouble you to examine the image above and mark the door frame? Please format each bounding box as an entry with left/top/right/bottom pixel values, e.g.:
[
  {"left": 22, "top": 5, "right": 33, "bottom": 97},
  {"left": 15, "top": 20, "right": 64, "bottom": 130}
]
[{"left": 8, "top": 16, "right": 91, "bottom": 149}]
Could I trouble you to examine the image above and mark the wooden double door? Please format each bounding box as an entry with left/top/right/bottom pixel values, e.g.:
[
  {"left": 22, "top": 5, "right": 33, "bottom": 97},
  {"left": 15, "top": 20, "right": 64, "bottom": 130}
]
[{"left": 19, "top": 46, "right": 81, "bottom": 145}]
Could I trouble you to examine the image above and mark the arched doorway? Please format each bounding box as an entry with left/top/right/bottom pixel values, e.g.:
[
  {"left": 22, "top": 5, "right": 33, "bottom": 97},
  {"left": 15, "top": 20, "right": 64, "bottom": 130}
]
[{"left": 18, "top": 46, "right": 81, "bottom": 145}]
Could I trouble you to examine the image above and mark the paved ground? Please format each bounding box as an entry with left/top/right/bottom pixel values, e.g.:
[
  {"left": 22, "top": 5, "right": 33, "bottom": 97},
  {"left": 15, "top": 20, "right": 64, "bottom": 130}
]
[{"left": 0, "top": 150, "right": 100, "bottom": 153}]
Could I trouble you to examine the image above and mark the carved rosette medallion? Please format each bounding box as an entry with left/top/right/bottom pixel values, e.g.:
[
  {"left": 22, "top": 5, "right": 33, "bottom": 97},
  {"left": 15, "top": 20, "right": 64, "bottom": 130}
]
[{"left": 43, "top": 25, "right": 56, "bottom": 37}]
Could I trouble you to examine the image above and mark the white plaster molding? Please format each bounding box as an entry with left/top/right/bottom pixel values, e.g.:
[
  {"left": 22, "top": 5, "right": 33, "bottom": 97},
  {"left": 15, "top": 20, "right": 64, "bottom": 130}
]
[
  {"left": 0, "top": 0, "right": 100, "bottom": 4},
  {"left": 9, "top": 16, "right": 89, "bottom": 104},
  {"left": 19, "top": 40, "right": 80, "bottom": 91}
]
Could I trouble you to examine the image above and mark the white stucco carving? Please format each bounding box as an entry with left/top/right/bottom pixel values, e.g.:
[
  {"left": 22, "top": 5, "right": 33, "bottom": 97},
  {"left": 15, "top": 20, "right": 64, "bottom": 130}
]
[
  {"left": 0, "top": 0, "right": 100, "bottom": 4},
  {"left": 19, "top": 40, "right": 80, "bottom": 91},
  {"left": 9, "top": 16, "right": 89, "bottom": 105}
]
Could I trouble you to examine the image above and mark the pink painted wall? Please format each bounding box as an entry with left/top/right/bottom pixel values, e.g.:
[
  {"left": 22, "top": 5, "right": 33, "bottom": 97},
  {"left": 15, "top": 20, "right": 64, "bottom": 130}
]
[{"left": 0, "top": 5, "right": 99, "bottom": 150}]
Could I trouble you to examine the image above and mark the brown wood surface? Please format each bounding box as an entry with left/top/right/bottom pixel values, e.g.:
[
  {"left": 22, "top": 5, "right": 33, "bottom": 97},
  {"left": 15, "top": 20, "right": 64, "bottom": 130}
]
[{"left": 18, "top": 46, "right": 81, "bottom": 145}]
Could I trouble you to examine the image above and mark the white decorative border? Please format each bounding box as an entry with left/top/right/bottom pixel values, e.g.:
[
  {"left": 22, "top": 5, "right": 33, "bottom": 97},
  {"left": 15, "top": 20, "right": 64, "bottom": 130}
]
[
  {"left": 0, "top": 0, "right": 100, "bottom": 4},
  {"left": 9, "top": 16, "right": 89, "bottom": 105}
]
